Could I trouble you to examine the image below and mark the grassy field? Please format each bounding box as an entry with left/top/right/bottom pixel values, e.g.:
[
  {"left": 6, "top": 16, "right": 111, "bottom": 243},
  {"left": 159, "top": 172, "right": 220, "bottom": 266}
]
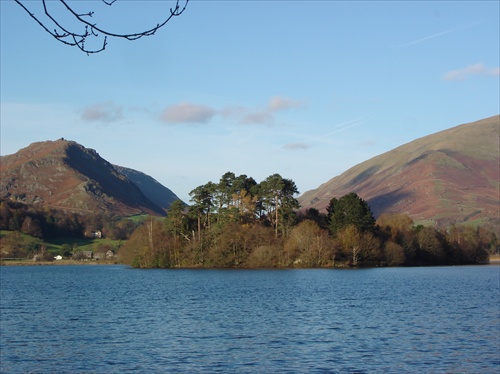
[
  {"left": 0, "top": 230, "right": 125, "bottom": 256},
  {"left": 47, "top": 236, "right": 124, "bottom": 251}
]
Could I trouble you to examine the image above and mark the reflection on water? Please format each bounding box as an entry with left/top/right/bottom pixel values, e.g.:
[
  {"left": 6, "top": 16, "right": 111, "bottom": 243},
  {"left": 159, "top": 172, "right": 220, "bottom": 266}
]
[{"left": 1, "top": 265, "right": 499, "bottom": 373}]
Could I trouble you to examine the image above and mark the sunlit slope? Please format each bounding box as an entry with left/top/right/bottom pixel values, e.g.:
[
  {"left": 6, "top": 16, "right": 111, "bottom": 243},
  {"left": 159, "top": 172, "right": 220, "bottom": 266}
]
[
  {"left": 0, "top": 139, "right": 169, "bottom": 216},
  {"left": 299, "top": 115, "right": 500, "bottom": 227}
]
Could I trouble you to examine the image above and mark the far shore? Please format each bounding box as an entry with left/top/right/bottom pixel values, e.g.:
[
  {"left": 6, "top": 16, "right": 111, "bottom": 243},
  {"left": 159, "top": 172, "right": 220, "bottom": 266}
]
[
  {"left": 0, "top": 259, "right": 119, "bottom": 266},
  {"left": 489, "top": 254, "right": 500, "bottom": 263},
  {"left": 2, "top": 255, "right": 500, "bottom": 267}
]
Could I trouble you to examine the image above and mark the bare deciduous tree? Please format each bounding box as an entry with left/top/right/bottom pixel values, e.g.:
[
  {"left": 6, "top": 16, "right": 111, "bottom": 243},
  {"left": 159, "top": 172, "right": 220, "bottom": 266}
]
[{"left": 14, "top": 0, "right": 189, "bottom": 54}]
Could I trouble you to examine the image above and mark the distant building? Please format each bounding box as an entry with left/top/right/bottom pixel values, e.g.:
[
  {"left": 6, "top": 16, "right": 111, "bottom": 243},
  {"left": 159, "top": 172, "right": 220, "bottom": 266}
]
[
  {"left": 84, "top": 230, "right": 102, "bottom": 239},
  {"left": 81, "top": 251, "right": 93, "bottom": 259},
  {"left": 94, "top": 250, "right": 116, "bottom": 260},
  {"left": 73, "top": 251, "right": 94, "bottom": 260},
  {"left": 94, "top": 252, "right": 104, "bottom": 260}
]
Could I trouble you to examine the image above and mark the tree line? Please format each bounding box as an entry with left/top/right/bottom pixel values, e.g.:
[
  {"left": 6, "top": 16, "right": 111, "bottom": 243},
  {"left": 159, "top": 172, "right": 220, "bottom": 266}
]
[
  {"left": 118, "top": 172, "right": 497, "bottom": 268},
  {"left": 1, "top": 172, "right": 497, "bottom": 265}
]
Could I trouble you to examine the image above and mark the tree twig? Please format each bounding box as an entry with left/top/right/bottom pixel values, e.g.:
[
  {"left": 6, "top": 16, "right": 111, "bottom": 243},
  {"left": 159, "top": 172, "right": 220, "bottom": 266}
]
[{"left": 14, "top": 0, "right": 189, "bottom": 54}]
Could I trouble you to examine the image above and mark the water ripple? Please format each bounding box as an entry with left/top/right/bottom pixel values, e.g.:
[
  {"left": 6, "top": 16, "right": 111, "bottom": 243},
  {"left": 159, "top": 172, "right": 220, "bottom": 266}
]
[{"left": 1, "top": 265, "right": 499, "bottom": 373}]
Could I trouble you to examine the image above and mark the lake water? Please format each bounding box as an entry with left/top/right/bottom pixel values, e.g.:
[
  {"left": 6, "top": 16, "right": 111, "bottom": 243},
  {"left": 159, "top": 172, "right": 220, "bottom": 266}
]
[{"left": 1, "top": 265, "right": 499, "bottom": 373}]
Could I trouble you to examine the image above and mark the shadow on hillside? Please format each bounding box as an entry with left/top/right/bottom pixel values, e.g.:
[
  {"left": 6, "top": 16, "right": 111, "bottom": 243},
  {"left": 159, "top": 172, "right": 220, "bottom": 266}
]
[
  {"left": 368, "top": 189, "right": 414, "bottom": 217},
  {"left": 343, "top": 165, "right": 381, "bottom": 190}
]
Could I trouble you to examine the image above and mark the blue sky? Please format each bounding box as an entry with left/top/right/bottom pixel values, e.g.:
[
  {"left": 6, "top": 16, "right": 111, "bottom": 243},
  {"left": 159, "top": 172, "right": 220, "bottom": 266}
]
[{"left": 1, "top": 1, "right": 499, "bottom": 203}]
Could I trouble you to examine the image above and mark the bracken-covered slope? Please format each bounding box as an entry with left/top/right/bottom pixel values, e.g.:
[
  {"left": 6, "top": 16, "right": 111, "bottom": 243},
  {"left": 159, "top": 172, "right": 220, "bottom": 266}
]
[
  {"left": 0, "top": 139, "right": 168, "bottom": 216},
  {"left": 298, "top": 115, "right": 500, "bottom": 228}
]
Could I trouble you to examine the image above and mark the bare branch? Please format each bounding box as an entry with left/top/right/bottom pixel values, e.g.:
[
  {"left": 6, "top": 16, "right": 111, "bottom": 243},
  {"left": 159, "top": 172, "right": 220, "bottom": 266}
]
[{"left": 14, "top": 0, "right": 189, "bottom": 54}]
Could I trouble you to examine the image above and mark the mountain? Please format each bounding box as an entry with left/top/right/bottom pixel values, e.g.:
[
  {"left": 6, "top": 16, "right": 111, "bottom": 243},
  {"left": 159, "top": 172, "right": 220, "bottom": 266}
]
[
  {"left": 299, "top": 115, "right": 500, "bottom": 228},
  {"left": 0, "top": 139, "right": 181, "bottom": 216},
  {"left": 113, "top": 165, "right": 182, "bottom": 212}
]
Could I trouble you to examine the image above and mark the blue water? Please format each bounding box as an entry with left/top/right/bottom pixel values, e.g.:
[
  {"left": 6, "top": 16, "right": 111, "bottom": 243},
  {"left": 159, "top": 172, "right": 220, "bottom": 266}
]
[{"left": 1, "top": 265, "right": 499, "bottom": 373}]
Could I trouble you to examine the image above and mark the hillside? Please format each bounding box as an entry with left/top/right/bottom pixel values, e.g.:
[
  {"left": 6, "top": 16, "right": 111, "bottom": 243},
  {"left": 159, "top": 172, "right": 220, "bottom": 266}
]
[
  {"left": 299, "top": 115, "right": 500, "bottom": 228},
  {"left": 113, "top": 165, "right": 182, "bottom": 212},
  {"left": 0, "top": 139, "right": 174, "bottom": 216}
]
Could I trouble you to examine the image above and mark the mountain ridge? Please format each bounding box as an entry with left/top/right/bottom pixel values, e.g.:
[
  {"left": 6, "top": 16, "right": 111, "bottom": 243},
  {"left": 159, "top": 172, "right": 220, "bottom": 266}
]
[
  {"left": 1, "top": 116, "right": 498, "bottom": 228},
  {"left": 0, "top": 139, "right": 181, "bottom": 216},
  {"left": 299, "top": 115, "right": 500, "bottom": 228}
]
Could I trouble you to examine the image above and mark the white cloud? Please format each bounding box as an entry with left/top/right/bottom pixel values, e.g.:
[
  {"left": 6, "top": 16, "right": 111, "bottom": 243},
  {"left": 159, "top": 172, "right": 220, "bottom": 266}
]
[
  {"left": 160, "top": 102, "right": 216, "bottom": 124},
  {"left": 443, "top": 63, "right": 500, "bottom": 81},
  {"left": 159, "top": 96, "right": 304, "bottom": 126},
  {"left": 238, "top": 95, "right": 305, "bottom": 125},
  {"left": 81, "top": 101, "right": 123, "bottom": 123},
  {"left": 268, "top": 96, "right": 303, "bottom": 111}
]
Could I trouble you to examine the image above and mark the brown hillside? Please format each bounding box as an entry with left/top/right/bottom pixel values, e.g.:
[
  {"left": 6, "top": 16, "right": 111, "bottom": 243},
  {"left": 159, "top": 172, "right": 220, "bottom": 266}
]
[
  {"left": 0, "top": 139, "right": 165, "bottom": 216},
  {"left": 298, "top": 116, "right": 500, "bottom": 228}
]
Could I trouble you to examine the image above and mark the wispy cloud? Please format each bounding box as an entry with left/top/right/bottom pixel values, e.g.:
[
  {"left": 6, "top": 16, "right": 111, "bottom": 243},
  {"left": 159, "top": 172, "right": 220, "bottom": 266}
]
[
  {"left": 397, "top": 21, "right": 484, "bottom": 47},
  {"left": 277, "top": 118, "right": 367, "bottom": 150},
  {"left": 239, "top": 110, "right": 274, "bottom": 125},
  {"left": 322, "top": 118, "right": 364, "bottom": 138},
  {"left": 81, "top": 101, "right": 123, "bottom": 123},
  {"left": 160, "top": 102, "right": 216, "bottom": 124},
  {"left": 443, "top": 63, "right": 500, "bottom": 81},
  {"left": 283, "top": 142, "right": 310, "bottom": 151}
]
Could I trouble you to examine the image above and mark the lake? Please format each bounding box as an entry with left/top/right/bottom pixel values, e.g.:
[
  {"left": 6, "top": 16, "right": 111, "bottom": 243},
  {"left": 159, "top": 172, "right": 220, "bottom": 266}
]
[{"left": 1, "top": 265, "right": 499, "bottom": 373}]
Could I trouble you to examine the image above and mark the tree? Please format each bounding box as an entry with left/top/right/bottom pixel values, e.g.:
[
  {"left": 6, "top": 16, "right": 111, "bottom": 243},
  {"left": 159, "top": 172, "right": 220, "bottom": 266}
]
[
  {"left": 336, "top": 224, "right": 380, "bottom": 266},
  {"left": 447, "top": 225, "right": 490, "bottom": 264},
  {"left": 61, "top": 243, "right": 73, "bottom": 257},
  {"left": 383, "top": 241, "right": 406, "bottom": 266},
  {"left": 21, "top": 216, "right": 43, "bottom": 238},
  {"left": 0, "top": 231, "right": 25, "bottom": 258},
  {"left": 0, "top": 202, "right": 13, "bottom": 230},
  {"left": 259, "top": 174, "right": 300, "bottom": 237},
  {"left": 284, "top": 220, "right": 332, "bottom": 267},
  {"left": 165, "top": 200, "right": 186, "bottom": 237},
  {"left": 119, "top": 218, "right": 172, "bottom": 268},
  {"left": 415, "top": 226, "right": 447, "bottom": 265},
  {"left": 377, "top": 213, "right": 413, "bottom": 241},
  {"left": 231, "top": 174, "right": 258, "bottom": 223},
  {"left": 164, "top": 199, "right": 186, "bottom": 267},
  {"left": 299, "top": 208, "right": 329, "bottom": 230},
  {"left": 34, "top": 246, "right": 54, "bottom": 262},
  {"left": 15, "top": 0, "right": 189, "bottom": 54},
  {"left": 214, "top": 172, "right": 236, "bottom": 224},
  {"left": 337, "top": 225, "right": 362, "bottom": 266},
  {"left": 327, "top": 193, "right": 375, "bottom": 234},
  {"left": 189, "top": 182, "right": 216, "bottom": 240}
]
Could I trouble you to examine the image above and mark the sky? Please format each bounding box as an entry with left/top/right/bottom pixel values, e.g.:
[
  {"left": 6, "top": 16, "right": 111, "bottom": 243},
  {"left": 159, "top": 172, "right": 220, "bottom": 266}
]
[{"left": 1, "top": 1, "right": 499, "bottom": 204}]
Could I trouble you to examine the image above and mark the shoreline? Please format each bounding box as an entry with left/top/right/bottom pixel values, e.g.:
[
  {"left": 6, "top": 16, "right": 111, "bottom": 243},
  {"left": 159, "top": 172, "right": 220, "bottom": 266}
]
[
  {"left": 2, "top": 256, "right": 499, "bottom": 267},
  {"left": 489, "top": 254, "right": 500, "bottom": 264},
  {"left": 0, "top": 259, "right": 119, "bottom": 266}
]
